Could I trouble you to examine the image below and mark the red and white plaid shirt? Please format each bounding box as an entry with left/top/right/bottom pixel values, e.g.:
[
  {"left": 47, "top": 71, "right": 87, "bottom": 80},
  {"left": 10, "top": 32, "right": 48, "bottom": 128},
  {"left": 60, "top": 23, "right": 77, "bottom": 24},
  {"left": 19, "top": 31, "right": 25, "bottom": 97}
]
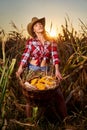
[{"left": 20, "top": 38, "right": 60, "bottom": 67}]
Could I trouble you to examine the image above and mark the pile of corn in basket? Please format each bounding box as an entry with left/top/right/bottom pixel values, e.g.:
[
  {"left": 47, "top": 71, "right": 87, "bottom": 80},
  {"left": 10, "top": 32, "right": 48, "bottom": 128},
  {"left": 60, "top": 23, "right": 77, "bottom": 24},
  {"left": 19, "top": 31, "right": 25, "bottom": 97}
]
[{"left": 18, "top": 69, "right": 60, "bottom": 106}]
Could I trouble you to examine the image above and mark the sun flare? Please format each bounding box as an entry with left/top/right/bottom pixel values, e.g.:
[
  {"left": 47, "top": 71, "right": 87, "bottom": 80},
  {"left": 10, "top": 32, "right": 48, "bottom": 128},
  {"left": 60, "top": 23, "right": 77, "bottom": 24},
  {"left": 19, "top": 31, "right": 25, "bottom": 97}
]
[
  {"left": 46, "top": 27, "right": 58, "bottom": 38},
  {"left": 49, "top": 30, "right": 57, "bottom": 37}
]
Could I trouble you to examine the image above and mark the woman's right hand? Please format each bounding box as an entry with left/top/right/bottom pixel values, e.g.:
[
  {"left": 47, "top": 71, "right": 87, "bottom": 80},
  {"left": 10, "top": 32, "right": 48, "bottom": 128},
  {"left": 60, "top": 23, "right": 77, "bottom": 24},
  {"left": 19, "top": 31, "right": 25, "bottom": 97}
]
[
  {"left": 16, "top": 71, "right": 21, "bottom": 78},
  {"left": 16, "top": 65, "right": 23, "bottom": 78}
]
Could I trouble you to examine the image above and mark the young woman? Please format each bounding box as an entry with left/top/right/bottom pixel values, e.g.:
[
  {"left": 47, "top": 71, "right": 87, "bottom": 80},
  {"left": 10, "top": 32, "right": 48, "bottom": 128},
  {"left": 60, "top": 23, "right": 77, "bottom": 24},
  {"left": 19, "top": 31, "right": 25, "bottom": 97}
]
[{"left": 16, "top": 17, "right": 67, "bottom": 120}]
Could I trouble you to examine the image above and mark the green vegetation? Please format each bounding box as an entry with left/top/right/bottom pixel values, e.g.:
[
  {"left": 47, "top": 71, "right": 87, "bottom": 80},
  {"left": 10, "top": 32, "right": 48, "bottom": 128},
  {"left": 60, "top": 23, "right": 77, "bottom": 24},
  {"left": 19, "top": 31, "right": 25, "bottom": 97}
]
[{"left": 0, "top": 19, "right": 87, "bottom": 130}]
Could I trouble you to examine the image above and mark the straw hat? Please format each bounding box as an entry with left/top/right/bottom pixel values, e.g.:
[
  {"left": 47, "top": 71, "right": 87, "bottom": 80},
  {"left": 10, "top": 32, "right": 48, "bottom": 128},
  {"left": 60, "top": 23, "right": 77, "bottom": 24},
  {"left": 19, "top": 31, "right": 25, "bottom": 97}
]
[{"left": 27, "top": 17, "right": 45, "bottom": 37}]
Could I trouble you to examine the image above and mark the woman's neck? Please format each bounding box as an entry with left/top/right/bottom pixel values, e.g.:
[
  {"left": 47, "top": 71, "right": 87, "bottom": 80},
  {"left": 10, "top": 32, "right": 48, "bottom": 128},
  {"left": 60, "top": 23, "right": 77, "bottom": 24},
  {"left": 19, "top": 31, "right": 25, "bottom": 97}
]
[{"left": 36, "top": 33, "right": 46, "bottom": 44}]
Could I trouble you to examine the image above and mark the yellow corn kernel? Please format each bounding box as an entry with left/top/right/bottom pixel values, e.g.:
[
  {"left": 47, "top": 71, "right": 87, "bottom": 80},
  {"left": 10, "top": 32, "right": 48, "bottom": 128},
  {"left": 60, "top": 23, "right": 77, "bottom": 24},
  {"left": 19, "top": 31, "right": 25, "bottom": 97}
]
[
  {"left": 30, "top": 78, "right": 38, "bottom": 85},
  {"left": 45, "top": 80, "right": 54, "bottom": 85},
  {"left": 36, "top": 83, "right": 46, "bottom": 90}
]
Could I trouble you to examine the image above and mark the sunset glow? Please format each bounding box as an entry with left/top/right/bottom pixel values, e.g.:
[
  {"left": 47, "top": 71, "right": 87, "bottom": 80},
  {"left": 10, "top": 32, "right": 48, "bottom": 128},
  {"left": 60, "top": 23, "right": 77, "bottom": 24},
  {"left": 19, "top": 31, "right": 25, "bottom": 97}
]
[
  {"left": 46, "top": 26, "right": 58, "bottom": 38},
  {"left": 0, "top": 0, "right": 86, "bottom": 33},
  {"left": 49, "top": 29, "right": 57, "bottom": 37}
]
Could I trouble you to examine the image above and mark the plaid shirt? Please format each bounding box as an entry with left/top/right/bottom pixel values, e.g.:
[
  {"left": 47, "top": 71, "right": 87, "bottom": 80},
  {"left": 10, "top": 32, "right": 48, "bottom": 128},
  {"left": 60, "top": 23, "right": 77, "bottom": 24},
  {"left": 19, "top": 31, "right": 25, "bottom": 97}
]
[{"left": 20, "top": 38, "right": 60, "bottom": 67}]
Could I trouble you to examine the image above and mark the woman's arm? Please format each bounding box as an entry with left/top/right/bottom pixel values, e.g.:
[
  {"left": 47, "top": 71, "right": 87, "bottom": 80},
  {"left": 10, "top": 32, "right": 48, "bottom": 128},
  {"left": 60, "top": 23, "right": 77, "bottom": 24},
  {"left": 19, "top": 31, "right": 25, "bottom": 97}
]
[
  {"left": 16, "top": 64, "right": 23, "bottom": 78},
  {"left": 16, "top": 39, "right": 32, "bottom": 77},
  {"left": 51, "top": 41, "right": 62, "bottom": 80},
  {"left": 55, "top": 64, "right": 62, "bottom": 81}
]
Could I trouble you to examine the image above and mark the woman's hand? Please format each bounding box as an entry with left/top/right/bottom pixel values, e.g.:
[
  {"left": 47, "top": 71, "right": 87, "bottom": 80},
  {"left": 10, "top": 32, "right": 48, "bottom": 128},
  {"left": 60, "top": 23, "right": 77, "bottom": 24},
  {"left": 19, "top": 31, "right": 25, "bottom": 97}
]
[
  {"left": 55, "top": 64, "right": 62, "bottom": 82},
  {"left": 16, "top": 71, "right": 21, "bottom": 78},
  {"left": 55, "top": 70, "right": 63, "bottom": 82},
  {"left": 16, "top": 65, "right": 23, "bottom": 78}
]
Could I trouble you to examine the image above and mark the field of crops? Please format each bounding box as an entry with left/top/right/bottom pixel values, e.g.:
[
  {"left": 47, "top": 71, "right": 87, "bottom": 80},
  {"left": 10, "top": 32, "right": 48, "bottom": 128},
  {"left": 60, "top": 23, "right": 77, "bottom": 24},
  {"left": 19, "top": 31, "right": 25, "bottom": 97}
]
[{"left": 0, "top": 19, "right": 87, "bottom": 130}]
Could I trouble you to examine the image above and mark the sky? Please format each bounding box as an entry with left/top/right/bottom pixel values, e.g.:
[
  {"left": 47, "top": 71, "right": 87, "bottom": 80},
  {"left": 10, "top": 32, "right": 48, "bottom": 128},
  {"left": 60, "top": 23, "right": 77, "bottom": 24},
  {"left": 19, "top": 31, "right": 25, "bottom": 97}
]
[{"left": 0, "top": 0, "right": 87, "bottom": 36}]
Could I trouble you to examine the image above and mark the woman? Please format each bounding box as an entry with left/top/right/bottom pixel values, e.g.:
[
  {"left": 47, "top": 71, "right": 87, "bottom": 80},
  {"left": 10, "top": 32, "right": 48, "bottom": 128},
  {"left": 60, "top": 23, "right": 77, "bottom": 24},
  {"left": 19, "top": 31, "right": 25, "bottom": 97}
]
[{"left": 16, "top": 17, "right": 67, "bottom": 120}]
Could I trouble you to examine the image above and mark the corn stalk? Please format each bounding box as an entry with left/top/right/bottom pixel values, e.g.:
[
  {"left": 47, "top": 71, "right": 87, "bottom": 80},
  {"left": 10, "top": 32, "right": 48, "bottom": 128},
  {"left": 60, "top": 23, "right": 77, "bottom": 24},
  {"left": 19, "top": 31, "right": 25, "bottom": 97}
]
[{"left": 0, "top": 58, "right": 16, "bottom": 128}]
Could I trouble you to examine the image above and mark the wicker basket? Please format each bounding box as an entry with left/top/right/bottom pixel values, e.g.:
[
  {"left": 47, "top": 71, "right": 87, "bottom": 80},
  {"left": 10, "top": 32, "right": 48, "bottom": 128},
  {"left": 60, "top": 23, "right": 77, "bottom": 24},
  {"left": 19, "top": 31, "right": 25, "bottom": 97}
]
[{"left": 18, "top": 76, "right": 59, "bottom": 106}]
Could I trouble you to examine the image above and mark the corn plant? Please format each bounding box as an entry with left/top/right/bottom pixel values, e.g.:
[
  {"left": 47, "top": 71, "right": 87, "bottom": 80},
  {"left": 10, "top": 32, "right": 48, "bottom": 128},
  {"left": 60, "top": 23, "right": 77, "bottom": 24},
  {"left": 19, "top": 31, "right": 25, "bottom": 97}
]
[{"left": 0, "top": 59, "right": 16, "bottom": 129}]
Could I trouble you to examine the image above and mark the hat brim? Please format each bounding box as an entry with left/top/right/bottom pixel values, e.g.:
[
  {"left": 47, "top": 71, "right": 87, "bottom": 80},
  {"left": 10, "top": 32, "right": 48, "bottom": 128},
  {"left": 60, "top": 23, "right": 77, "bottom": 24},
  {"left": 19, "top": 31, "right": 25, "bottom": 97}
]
[{"left": 27, "top": 17, "right": 45, "bottom": 37}]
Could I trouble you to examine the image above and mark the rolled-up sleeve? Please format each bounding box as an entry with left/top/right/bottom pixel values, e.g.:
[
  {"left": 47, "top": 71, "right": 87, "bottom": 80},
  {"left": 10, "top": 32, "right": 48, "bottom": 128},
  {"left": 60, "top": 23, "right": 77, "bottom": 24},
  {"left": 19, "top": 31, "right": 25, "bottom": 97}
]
[
  {"left": 19, "top": 40, "right": 31, "bottom": 67},
  {"left": 51, "top": 41, "right": 60, "bottom": 65}
]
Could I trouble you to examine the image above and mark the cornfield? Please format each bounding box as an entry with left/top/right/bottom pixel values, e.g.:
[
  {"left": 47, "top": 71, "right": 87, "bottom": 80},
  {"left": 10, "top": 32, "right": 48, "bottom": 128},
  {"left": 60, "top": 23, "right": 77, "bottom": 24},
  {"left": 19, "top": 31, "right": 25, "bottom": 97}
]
[{"left": 0, "top": 19, "right": 87, "bottom": 130}]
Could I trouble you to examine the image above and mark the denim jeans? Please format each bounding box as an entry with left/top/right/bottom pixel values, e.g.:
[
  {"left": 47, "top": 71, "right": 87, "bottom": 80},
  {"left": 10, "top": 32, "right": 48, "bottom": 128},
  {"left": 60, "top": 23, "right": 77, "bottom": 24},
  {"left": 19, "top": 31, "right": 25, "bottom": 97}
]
[{"left": 28, "top": 63, "right": 48, "bottom": 71}]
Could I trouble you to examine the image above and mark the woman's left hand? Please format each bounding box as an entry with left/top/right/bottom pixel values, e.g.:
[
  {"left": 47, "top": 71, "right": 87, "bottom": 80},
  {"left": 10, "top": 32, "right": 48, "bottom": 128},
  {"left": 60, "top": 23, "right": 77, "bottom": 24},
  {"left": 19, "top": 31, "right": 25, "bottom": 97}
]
[{"left": 55, "top": 70, "right": 63, "bottom": 82}]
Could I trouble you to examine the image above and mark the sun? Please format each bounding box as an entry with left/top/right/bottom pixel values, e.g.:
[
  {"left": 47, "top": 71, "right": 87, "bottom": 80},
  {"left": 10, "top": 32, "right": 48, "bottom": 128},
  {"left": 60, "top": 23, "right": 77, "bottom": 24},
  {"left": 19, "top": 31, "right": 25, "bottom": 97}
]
[
  {"left": 46, "top": 27, "right": 58, "bottom": 38},
  {"left": 49, "top": 30, "right": 57, "bottom": 37}
]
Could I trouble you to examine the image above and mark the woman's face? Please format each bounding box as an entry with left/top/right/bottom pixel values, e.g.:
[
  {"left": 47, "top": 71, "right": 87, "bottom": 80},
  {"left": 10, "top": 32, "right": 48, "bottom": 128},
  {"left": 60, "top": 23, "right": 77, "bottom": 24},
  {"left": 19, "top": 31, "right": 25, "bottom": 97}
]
[{"left": 33, "top": 22, "right": 44, "bottom": 34}]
